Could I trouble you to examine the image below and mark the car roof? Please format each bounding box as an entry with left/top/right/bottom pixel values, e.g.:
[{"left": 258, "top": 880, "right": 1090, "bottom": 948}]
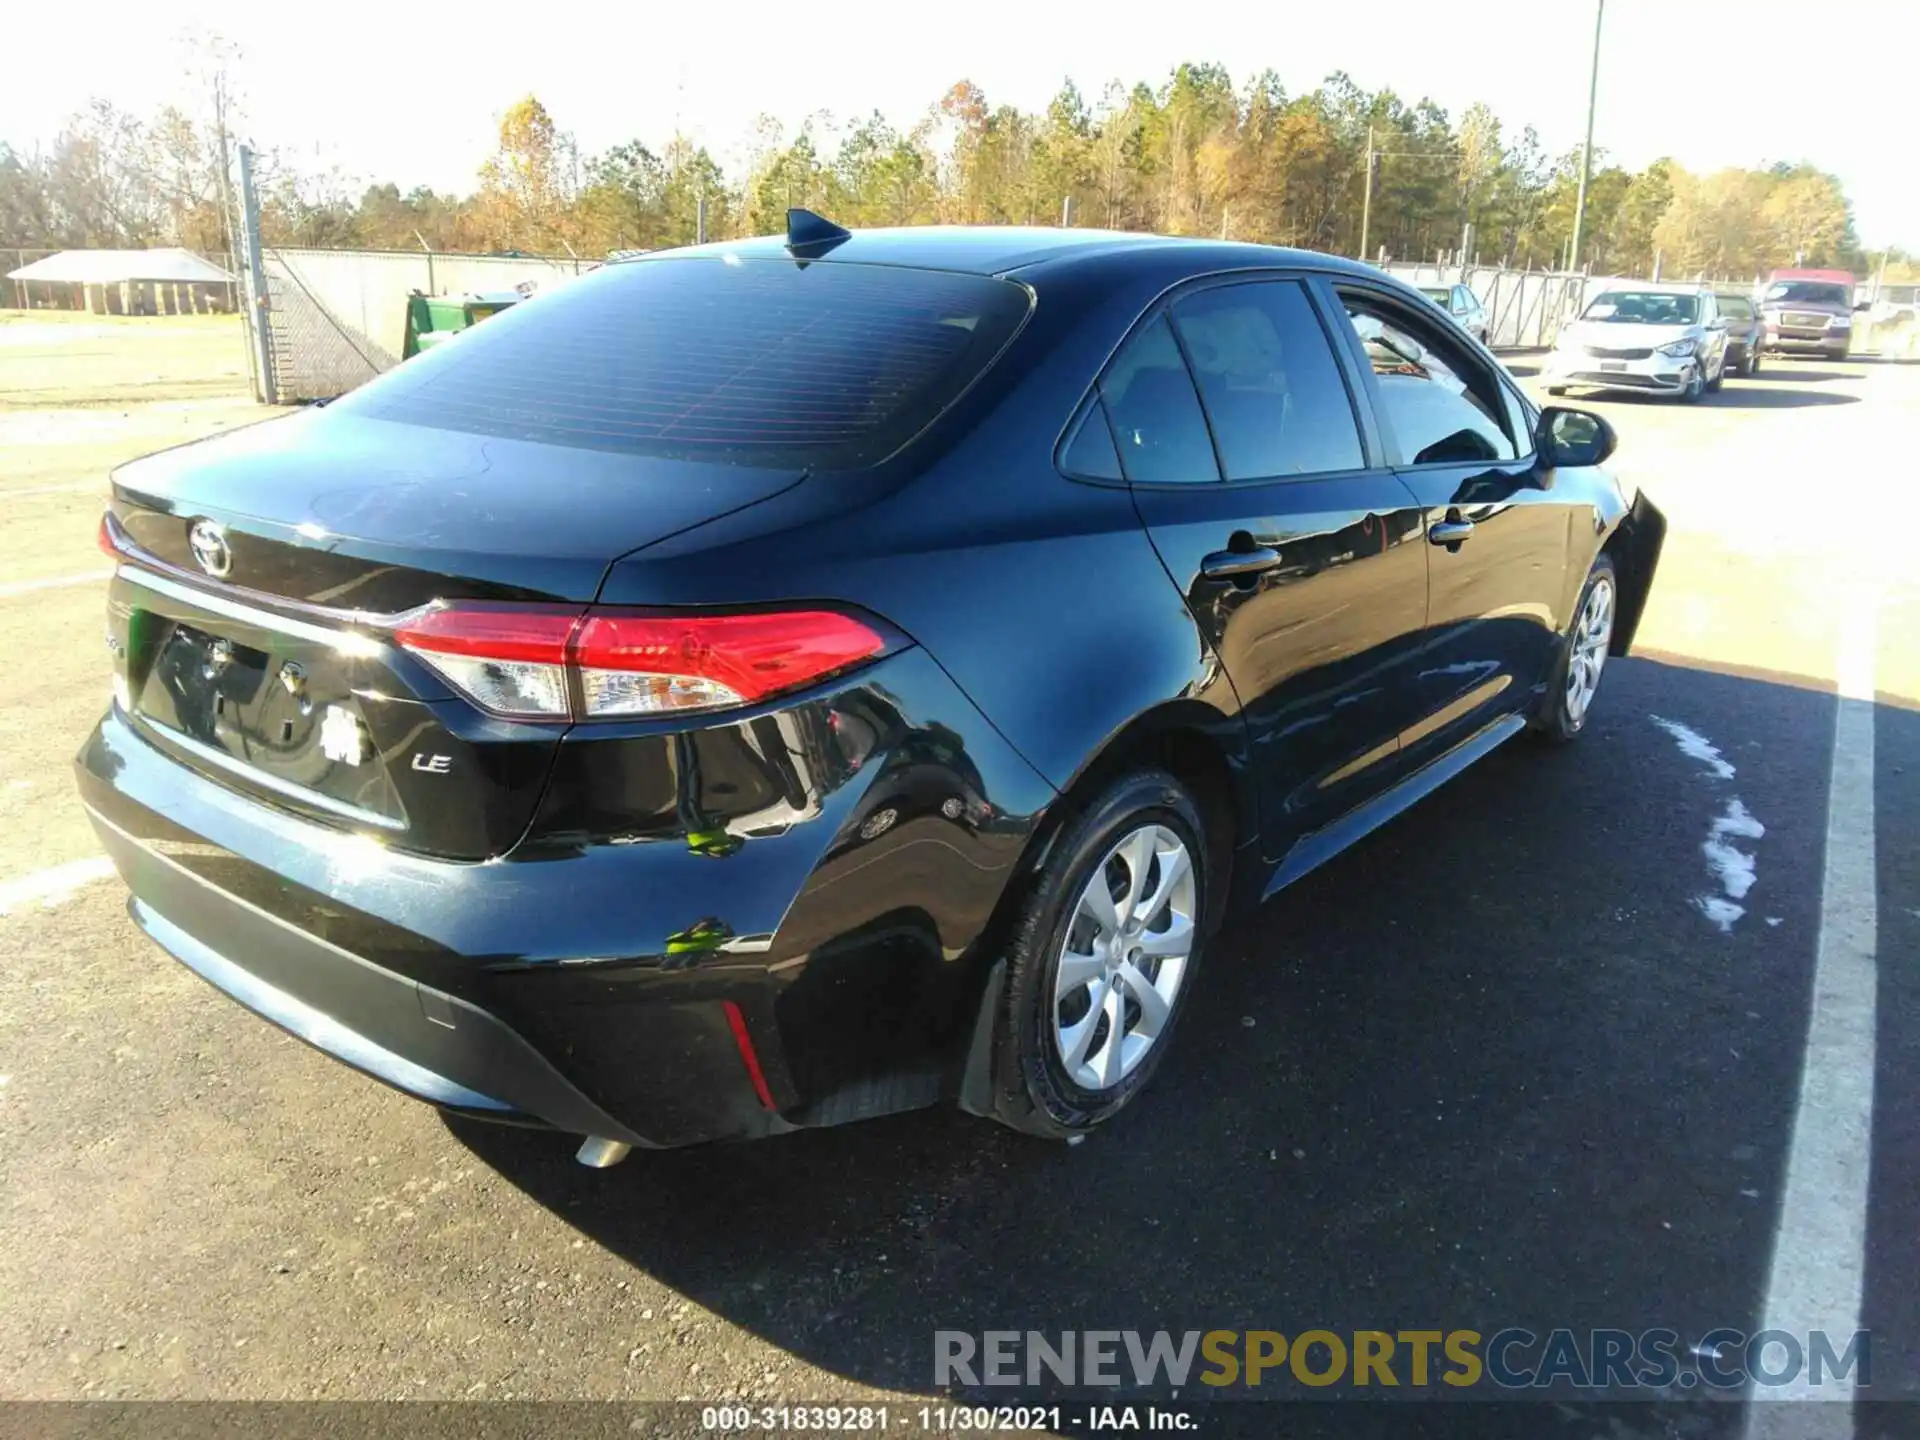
[{"left": 631, "top": 225, "right": 1387, "bottom": 284}]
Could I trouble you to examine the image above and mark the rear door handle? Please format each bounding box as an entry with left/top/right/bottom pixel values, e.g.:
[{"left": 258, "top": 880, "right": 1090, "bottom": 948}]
[
  {"left": 1201, "top": 546, "right": 1283, "bottom": 579},
  {"left": 1429, "top": 519, "right": 1475, "bottom": 547}
]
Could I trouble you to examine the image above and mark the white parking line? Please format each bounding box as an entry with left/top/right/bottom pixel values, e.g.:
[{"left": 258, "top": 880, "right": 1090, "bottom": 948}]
[
  {"left": 0, "top": 856, "right": 116, "bottom": 916},
  {"left": 0, "top": 568, "right": 112, "bottom": 598},
  {"left": 1745, "top": 601, "right": 1878, "bottom": 1437}
]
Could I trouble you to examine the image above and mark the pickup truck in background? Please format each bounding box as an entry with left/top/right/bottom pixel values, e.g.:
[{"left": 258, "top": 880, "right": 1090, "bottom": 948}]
[{"left": 1758, "top": 268, "right": 1863, "bottom": 360}]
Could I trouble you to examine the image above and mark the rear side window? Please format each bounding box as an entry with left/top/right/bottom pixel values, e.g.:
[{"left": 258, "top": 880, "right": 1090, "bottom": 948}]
[
  {"left": 342, "top": 257, "right": 1032, "bottom": 467},
  {"left": 1061, "top": 405, "right": 1123, "bottom": 480},
  {"left": 1170, "top": 281, "right": 1363, "bottom": 479},
  {"left": 1097, "top": 315, "right": 1221, "bottom": 484}
]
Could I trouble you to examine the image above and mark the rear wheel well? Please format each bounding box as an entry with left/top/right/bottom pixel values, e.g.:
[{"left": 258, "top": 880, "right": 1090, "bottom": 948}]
[
  {"left": 1026, "top": 726, "right": 1243, "bottom": 937},
  {"left": 954, "top": 725, "right": 1245, "bottom": 1117}
]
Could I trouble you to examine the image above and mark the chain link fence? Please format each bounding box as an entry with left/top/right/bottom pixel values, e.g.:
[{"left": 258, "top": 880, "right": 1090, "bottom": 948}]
[
  {"left": 259, "top": 247, "right": 595, "bottom": 401},
  {"left": 1385, "top": 262, "right": 1606, "bottom": 350},
  {"left": 227, "top": 143, "right": 596, "bottom": 403}
]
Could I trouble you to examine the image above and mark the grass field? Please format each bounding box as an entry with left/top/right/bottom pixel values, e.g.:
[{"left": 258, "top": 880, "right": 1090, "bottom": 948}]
[{"left": 0, "top": 312, "right": 281, "bottom": 587}]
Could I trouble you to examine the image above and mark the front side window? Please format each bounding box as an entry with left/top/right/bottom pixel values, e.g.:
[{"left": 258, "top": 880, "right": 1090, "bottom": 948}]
[
  {"left": 1169, "top": 281, "right": 1364, "bottom": 480},
  {"left": 1342, "top": 298, "right": 1517, "bottom": 466},
  {"left": 1096, "top": 314, "right": 1221, "bottom": 484}
]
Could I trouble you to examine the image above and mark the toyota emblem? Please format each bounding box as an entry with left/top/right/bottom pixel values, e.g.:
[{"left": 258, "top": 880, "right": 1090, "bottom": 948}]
[{"left": 188, "top": 519, "right": 232, "bottom": 578}]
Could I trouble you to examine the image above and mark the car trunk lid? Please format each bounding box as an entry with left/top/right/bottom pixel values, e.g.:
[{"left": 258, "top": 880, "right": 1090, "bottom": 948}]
[{"left": 106, "top": 409, "right": 805, "bottom": 859}]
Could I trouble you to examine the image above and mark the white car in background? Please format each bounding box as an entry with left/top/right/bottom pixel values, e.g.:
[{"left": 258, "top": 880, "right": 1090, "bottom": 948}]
[
  {"left": 1545, "top": 285, "right": 1730, "bottom": 403},
  {"left": 1418, "top": 283, "right": 1491, "bottom": 344}
]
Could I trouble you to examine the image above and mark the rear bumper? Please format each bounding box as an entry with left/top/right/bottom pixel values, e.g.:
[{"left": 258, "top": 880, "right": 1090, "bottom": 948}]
[
  {"left": 95, "top": 807, "right": 646, "bottom": 1142},
  {"left": 76, "top": 646, "right": 1054, "bottom": 1148}
]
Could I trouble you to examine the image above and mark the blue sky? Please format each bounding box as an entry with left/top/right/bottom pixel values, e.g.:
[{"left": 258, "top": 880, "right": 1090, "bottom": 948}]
[{"left": 13, "top": 0, "right": 1917, "bottom": 249}]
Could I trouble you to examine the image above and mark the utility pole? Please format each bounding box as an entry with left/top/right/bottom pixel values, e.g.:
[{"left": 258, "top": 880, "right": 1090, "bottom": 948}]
[
  {"left": 413, "top": 230, "right": 435, "bottom": 294},
  {"left": 204, "top": 54, "right": 255, "bottom": 398},
  {"left": 235, "top": 145, "right": 277, "bottom": 406},
  {"left": 1357, "top": 126, "right": 1375, "bottom": 261},
  {"left": 1569, "top": 0, "right": 1605, "bottom": 271}
]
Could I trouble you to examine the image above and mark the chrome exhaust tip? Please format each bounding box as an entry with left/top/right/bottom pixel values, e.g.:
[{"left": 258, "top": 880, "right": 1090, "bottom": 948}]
[{"left": 575, "top": 1136, "right": 634, "bottom": 1168}]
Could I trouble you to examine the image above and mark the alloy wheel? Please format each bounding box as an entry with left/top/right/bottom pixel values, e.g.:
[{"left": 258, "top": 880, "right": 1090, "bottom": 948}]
[
  {"left": 1564, "top": 574, "right": 1615, "bottom": 726},
  {"left": 1053, "top": 824, "right": 1196, "bottom": 1092}
]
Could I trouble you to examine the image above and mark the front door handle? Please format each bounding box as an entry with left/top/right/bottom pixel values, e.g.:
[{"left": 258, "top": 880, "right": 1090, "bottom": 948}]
[
  {"left": 1201, "top": 546, "right": 1283, "bottom": 579},
  {"left": 1429, "top": 519, "right": 1475, "bottom": 548}
]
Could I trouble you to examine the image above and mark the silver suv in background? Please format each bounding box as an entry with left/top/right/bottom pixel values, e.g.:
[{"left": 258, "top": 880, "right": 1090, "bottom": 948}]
[
  {"left": 1544, "top": 285, "right": 1730, "bottom": 402},
  {"left": 1419, "top": 284, "right": 1490, "bottom": 344}
]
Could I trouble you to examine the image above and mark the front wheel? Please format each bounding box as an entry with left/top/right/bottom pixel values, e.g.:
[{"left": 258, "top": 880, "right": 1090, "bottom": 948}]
[
  {"left": 1745, "top": 346, "right": 1762, "bottom": 376},
  {"left": 1530, "top": 555, "right": 1617, "bottom": 744},
  {"left": 990, "top": 770, "right": 1210, "bottom": 1139},
  {"left": 1678, "top": 364, "right": 1706, "bottom": 403}
]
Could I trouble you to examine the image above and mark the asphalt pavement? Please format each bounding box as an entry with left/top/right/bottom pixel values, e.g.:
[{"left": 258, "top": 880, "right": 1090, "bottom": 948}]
[{"left": 0, "top": 327, "right": 1915, "bottom": 1437}]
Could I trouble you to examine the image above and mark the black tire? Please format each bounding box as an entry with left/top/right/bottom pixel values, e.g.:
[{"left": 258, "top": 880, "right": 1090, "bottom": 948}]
[
  {"left": 1678, "top": 364, "right": 1706, "bottom": 404},
  {"left": 1530, "top": 553, "right": 1617, "bottom": 745},
  {"left": 1704, "top": 352, "right": 1725, "bottom": 393},
  {"left": 1745, "top": 346, "right": 1761, "bottom": 376},
  {"left": 990, "top": 769, "right": 1210, "bottom": 1139},
  {"left": 1546, "top": 385, "right": 1567, "bottom": 397}
]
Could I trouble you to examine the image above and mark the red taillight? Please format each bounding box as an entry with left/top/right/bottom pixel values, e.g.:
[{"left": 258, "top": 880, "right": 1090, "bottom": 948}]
[
  {"left": 98, "top": 512, "right": 122, "bottom": 558},
  {"left": 573, "top": 611, "right": 888, "bottom": 715},
  {"left": 394, "top": 605, "right": 890, "bottom": 722}
]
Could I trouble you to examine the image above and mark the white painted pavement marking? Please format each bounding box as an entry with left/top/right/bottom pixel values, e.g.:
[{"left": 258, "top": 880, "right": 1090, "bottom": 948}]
[
  {"left": 1647, "top": 716, "right": 1765, "bottom": 933},
  {"left": 1650, "top": 714, "right": 1737, "bottom": 780},
  {"left": 0, "top": 856, "right": 116, "bottom": 916},
  {"left": 1745, "top": 600, "right": 1878, "bottom": 1438},
  {"left": 0, "top": 568, "right": 112, "bottom": 598}
]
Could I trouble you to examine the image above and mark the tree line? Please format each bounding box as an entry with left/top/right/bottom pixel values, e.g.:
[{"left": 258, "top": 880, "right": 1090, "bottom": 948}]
[{"left": 3, "top": 64, "right": 1907, "bottom": 281}]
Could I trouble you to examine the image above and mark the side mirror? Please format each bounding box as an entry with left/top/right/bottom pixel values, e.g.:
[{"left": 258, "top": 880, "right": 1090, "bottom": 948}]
[{"left": 1536, "top": 406, "right": 1617, "bottom": 468}]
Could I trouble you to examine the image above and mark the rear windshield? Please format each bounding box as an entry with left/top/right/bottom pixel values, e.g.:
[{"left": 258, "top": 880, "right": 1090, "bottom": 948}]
[
  {"left": 1764, "top": 281, "right": 1849, "bottom": 306},
  {"left": 343, "top": 256, "right": 1033, "bottom": 467},
  {"left": 1717, "top": 296, "right": 1753, "bottom": 318},
  {"left": 1419, "top": 287, "right": 1451, "bottom": 305}
]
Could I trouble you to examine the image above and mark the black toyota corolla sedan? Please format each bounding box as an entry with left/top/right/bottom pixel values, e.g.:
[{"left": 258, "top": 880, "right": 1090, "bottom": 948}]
[{"left": 79, "top": 215, "right": 1664, "bottom": 1165}]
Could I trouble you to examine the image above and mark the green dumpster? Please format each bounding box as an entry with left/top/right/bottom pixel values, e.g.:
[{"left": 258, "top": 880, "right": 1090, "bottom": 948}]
[{"left": 402, "top": 288, "right": 525, "bottom": 359}]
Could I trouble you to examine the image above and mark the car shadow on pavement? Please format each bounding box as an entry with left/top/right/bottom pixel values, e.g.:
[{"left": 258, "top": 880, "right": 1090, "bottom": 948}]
[
  {"left": 448, "top": 656, "right": 1898, "bottom": 1409},
  {"left": 1591, "top": 386, "right": 1858, "bottom": 410},
  {"left": 1755, "top": 366, "right": 1847, "bottom": 382}
]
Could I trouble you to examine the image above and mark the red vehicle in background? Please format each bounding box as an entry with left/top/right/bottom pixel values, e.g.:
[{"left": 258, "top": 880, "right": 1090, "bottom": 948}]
[{"left": 1758, "top": 268, "right": 1861, "bottom": 360}]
